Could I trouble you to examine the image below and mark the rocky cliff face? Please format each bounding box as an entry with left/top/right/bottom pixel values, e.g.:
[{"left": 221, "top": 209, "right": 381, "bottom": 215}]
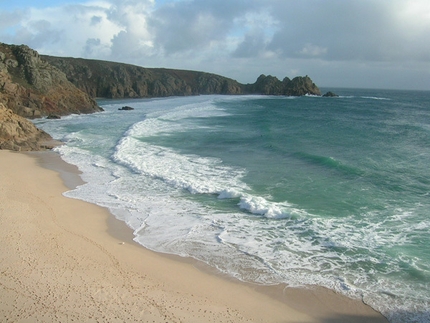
[
  {"left": 0, "top": 103, "right": 54, "bottom": 151},
  {"left": 42, "top": 55, "right": 321, "bottom": 98},
  {"left": 245, "top": 74, "right": 321, "bottom": 96},
  {"left": 41, "top": 56, "right": 244, "bottom": 99},
  {"left": 0, "top": 42, "right": 102, "bottom": 150},
  {"left": 0, "top": 42, "right": 322, "bottom": 151},
  {"left": 0, "top": 43, "right": 102, "bottom": 118}
]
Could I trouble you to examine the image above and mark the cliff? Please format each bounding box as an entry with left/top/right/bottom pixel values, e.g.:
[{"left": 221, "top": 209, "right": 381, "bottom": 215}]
[
  {"left": 0, "top": 43, "right": 102, "bottom": 118},
  {"left": 42, "top": 56, "right": 321, "bottom": 98},
  {"left": 0, "top": 42, "right": 321, "bottom": 151},
  {"left": 0, "top": 103, "right": 54, "bottom": 151},
  {"left": 0, "top": 42, "right": 102, "bottom": 150},
  {"left": 41, "top": 56, "right": 244, "bottom": 98}
]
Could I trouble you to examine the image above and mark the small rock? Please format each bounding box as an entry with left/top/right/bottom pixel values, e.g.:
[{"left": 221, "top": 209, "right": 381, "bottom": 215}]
[
  {"left": 118, "top": 106, "right": 134, "bottom": 111},
  {"left": 322, "top": 91, "right": 339, "bottom": 97},
  {"left": 47, "top": 114, "right": 61, "bottom": 119}
]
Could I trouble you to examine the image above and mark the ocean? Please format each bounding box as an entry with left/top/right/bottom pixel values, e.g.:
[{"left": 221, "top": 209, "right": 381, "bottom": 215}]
[{"left": 34, "top": 88, "right": 430, "bottom": 322}]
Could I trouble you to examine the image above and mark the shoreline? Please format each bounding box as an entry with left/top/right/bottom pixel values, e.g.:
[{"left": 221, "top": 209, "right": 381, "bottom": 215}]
[{"left": 0, "top": 149, "right": 388, "bottom": 322}]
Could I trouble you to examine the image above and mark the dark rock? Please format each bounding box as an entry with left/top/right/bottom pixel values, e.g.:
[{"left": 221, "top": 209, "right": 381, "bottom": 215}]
[
  {"left": 285, "top": 76, "right": 321, "bottom": 96},
  {"left": 47, "top": 114, "right": 61, "bottom": 119},
  {"left": 322, "top": 91, "right": 339, "bottom": 97},
  {"left": 245, "top": 74, "right": 284, "bottom": 95},
  {"left": 119, "top": 106, "right": 134, "bottom": 111}
]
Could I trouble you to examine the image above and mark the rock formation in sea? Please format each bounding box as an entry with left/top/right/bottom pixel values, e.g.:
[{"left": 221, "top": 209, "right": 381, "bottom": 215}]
[
  {"left": 119, "top": 106, "right": 134, "bottom": 111},
  {"left": 322, "top": 91, "right": 339, "bottom": 97},
  {"left": 244, "top": 74, "right": 321, "bottom": 96}
]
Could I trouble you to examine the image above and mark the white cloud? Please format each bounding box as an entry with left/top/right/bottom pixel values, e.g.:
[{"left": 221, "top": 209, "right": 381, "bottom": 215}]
[
  {"left": 0, "top": 9, "right": 28, "bottom": 30},
  {"left": 0, "top": 0, "right": 429, "bottom": 90},
  {"left": 267, "top": 0, "right": 430, "bottom": 63},
  {"left": 299, "top": 44, "right": 327, "bottom": 57},
  {"left": 148, "top": 0, "right": 243, "bottom": 55}
]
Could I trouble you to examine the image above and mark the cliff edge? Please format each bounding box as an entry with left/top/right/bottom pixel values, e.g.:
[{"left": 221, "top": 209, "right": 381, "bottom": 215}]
[
  {"left": 0, "top": 43, "right": 102, "bottom": 118},
  {"left": 0, "top": 42, "right": 321, "bottom": 151},
  {"left": 42, "top": 56, "right": 321, "bottom": 98},
  {"left": 0, "top": 42, "right": 102, "bottom": 150}
]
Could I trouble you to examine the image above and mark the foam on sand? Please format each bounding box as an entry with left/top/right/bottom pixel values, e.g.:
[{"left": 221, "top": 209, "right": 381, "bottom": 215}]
[{"left": 0, "top": 150, "right": 388, "bottom": 323}]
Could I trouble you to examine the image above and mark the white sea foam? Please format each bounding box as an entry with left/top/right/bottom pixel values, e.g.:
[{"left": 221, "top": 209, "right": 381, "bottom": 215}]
[
  {"left": 114, "top": 126, "right": 303, "bottom": 221},
  {"left": 238, "top": 195, "right": 292, "bottom": 219},
  {"left": 337, "top": 95, "right": 391, "bottom": 100},
  {"left": 34, "top": 94, "right": 430, "bottom": 323},
  {"left": 361, "top": 96, "right": 391, "bottom": 100},
  {"left": 217, "top": 189, "right": 241, "bottom": 199},
  {"left": 113, "top": 136, "right": 249, "bottom": 195}
]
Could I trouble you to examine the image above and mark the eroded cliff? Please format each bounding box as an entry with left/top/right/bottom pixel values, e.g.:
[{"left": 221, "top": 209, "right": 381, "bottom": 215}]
[
  {"left": 42, "top": 56, "right": 321, "bottom": 98},
  {"left": 0, "top": 43, "right": 102, "bottom": 118},
  {"left": 0, "top": 42, "right": 321, "bottom": 151}
]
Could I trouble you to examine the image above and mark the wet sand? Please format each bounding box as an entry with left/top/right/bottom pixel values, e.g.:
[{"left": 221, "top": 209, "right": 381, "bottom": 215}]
[{"left": 0, "top": 150, "right": 388, "bottom": 322}]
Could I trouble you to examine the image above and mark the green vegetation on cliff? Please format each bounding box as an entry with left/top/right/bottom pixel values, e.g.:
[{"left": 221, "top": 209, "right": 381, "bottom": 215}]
[
  {"left": 0, "top": 42, "right": 321, "bottom": 151},
  {"left": 43, "top": 56, "right": 321, "bottom": 99}
]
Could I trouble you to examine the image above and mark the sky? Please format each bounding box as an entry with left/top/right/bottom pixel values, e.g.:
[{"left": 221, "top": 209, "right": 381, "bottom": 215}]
[{"left": 0, "top": 0, "right": 429, "bottom": 91}]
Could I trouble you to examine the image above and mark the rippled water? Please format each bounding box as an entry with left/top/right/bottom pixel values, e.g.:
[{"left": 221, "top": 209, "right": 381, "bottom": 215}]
[{"left": 35, "top": 89, "right": 430, "bottom": 322}]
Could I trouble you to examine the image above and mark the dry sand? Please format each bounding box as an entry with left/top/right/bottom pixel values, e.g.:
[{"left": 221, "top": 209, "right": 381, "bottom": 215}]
[{"left": 0, "top": 150, "right": 388, "bottom": 323}]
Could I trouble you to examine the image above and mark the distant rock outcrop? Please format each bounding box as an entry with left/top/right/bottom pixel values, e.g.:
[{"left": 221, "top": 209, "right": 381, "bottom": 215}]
[
  {"left": 0, "top": 43, "right": 102, "bottom": 118},
  {"left": 0, "top": 103, "right": 54, "bottom": 151},
  {"left": 42, "top": 56, "right": 321, "bottom": 98},
  {"left": 245, "top": 74, "right": 321, "bottom": 96},
  {"left": 322, "top": 91, "right": 339, "bottom": 97}
]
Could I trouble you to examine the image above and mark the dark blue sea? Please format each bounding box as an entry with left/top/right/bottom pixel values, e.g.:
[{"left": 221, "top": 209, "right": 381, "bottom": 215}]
[{"left": 35, "top": 88, "right": 430, "bottom": 322}]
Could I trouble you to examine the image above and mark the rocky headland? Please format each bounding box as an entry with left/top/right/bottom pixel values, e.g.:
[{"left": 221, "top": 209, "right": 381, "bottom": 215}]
[
  {"left": 0, "top": 43, "right": 102, "bottom": 119},
  {"left": 42, "top": 55, "right": 321, "bottom": 99},
  {"left": 245, "top": 74, "right": 321, "bottom": 96},
  {"left": 1, "top": 42, "right": 322, "bottom": 150},
  {"left": 0, "top": 42, "right": 103, "bottom": 150}
]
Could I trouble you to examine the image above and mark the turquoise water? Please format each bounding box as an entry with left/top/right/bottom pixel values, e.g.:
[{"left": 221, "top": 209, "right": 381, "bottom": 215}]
[{"left": 34, "top": 89, "right": 430, "bottom": 322}]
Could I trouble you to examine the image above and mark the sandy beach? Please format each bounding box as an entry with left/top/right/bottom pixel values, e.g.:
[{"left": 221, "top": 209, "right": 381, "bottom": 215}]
[{"left": 0, "top": 150, "right": 388, "bottom": 323}]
